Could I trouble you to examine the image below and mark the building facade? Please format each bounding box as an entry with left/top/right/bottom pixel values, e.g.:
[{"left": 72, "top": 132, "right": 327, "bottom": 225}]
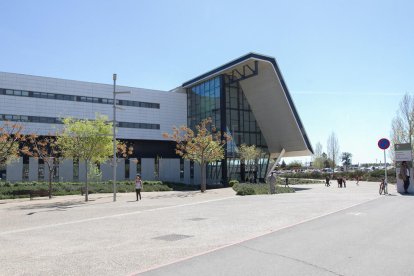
[{"left": 0, "top": 53, "right": 313, "bottom": 185}]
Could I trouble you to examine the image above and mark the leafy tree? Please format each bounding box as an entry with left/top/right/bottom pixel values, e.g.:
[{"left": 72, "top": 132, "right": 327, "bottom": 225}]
[
  {"left": 287, "top": 160, "right": 302, "bottom": 170},
  {"left": 21, "top": 135, "right": 60, "bottom": 199},
  {"left": 280, "top": 160, "right": 286, "bottom": 168},
  {"left": 321, "top": 153, "right": 331, "bottom": 168},
  {"left": 57, "top": 115, "right": 127, "bottom": 201},
  {"left": 163, "top": 118, "right": 231, "bottom": 192},
  {"left": 238, "top": 144, "right": 262, "bottom": 182},
  {"left": 341, "top": 152, "right": 352, "bottom": 170},
  {"left": 0, "top": 122, "right": 25, "bottom": 166}
]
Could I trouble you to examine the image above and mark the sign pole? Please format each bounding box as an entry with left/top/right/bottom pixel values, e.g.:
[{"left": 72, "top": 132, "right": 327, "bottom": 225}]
[
  {"left": 378, "top": 138, "right": 390, "bottom": 188},
  {"left": 384, "top": 149, "right": 387, "bottom": 184}
]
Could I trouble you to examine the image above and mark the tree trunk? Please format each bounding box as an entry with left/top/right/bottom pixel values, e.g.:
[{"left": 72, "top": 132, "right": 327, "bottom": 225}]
[
  {"left": 45, "top": 161, "right": 53, "bottom": 199},
  {"left": 200, "top": 162, "right": 206, "bottom": 192},
  {"left": 48, "top": 168, "right": 53, "bottom": 199},
  {"left": 85, "top": 161, "right": 89, "bottom": 202}
]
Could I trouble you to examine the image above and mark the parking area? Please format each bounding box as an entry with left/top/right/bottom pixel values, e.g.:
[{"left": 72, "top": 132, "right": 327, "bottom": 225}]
[{"left": 1, "top": 181, "right": 390, "bottom": 275}]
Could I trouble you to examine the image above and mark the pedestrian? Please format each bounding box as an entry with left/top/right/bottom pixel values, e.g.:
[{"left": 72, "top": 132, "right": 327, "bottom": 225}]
[
  {"left": 356, "top": 176, "right": 360, "bottom": 186},
  {"left": 400, "top": 161, "right": 410, "bottom": 194},
  {"left": 285, "top": 177, "right": 289, "bottom": 187},
  {"left": 337, "top": 176, "right": 343, "bottom": 188},
  {"left": 268, "top": 172, "right": 276, "bottom": 194},
  {"left": 135, "top": 174, "right": 143, "bottom": 201},
  {"left": 343, "top": 177, "right": 346, "bottom": 188},
  {"left": 325, "top": 176, "right": 330, "bottom": 187}
]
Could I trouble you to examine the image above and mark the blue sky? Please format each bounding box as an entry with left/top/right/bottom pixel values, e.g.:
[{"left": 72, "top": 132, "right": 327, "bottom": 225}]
[{"left": 1, "top": 0, "right": 413, "bottom": 164}]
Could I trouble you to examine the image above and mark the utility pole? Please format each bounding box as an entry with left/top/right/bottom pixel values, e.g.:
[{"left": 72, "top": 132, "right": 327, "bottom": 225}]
[
  {"left": 112, "top": 74, "right": 130, "bottom": 202},
  {"left": 112, "top": 74, "right": 117, "bottom": 202}
]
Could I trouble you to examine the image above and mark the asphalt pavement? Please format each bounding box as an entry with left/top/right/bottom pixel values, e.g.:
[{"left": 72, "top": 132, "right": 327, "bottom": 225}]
[{"left": 0, "top": 181, "right": 411, "bottom": 276}]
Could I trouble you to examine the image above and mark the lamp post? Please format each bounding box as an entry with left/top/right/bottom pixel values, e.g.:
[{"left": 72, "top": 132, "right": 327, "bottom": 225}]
[{"left": 112, "top": 74, "right": 130, "bottom": 202}]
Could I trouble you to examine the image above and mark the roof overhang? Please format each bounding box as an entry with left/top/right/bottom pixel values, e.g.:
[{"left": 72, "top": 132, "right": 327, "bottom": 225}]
[{"left": 183, "top": 53, "right": 313, "bottom": 158}]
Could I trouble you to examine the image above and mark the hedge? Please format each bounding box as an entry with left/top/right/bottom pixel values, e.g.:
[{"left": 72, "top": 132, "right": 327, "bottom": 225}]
[{"left": 0, "top": 180, "right": 172, "bottom": 200}]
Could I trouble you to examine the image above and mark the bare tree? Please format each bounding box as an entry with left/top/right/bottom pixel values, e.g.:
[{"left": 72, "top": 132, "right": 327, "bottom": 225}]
[
  {"left": 314, "top": 142, "right": 323, "bottom": 157},
  {"left": 312, "top": 142, "right": 324, "bottom": 168},
  {"left": 390, "top": 93, "right": 414, "bottom": 161},
  {"left": 327, "top": 132, "right": 340, "bottom": 171}
]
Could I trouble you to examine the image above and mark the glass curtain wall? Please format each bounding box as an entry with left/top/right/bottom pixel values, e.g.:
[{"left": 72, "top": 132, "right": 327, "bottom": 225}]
[
  {"left": 187, "top": 75, "right": 270, "bottom": 184},
  {"left": 223, "top": 75, "right": 269, "bottom": 182},
  {"left": 187, "top": 76, "right": 222, "bottom": 183}
]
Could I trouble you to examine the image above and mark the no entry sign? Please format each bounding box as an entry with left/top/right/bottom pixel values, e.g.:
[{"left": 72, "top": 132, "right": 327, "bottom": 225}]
[{"left": 378, "top": 138, "right": 390, "bottom": 150}]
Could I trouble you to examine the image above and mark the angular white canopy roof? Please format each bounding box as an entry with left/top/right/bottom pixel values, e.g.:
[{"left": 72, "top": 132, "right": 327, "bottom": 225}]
[{"left": 183, "top": 53, "right": 313, "bottom": 158}]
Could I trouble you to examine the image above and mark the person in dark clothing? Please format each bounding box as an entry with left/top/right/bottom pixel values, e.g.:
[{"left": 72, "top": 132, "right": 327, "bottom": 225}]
[
  {"left": 400, "top": 161, "right": 410, "bottom": 194},
  {"left": 337, "top": 177, "right": 343, "bottom": 188},
  {"left": 325, "top": 176, "right": 330, "bottom": 187}
]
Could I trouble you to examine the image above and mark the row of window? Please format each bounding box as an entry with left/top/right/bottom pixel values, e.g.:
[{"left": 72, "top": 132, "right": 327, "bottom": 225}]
[
  {"left": 0, "top": 114, "right": 160, "bottom": 130},
  {"left": 0, "top": 88, "right": 160, "bottom": 109}
]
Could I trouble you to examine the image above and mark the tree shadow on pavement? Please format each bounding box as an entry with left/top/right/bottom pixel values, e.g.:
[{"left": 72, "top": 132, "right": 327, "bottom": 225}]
[{"left": 291, "top": 187, "right": 312, "bottom": 192}]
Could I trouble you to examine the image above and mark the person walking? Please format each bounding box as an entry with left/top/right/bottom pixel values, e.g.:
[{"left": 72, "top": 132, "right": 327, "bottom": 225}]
[
  {"left": 400, "top": 161, "right": 410, "bottom": 194},
  {"left": 325, "top": 175, "right": 330, "bottom": 187},
  {"left": 135, "top": 174, "right": 143, "bottom": 201},
  {"left": 268, "top": 172, "right": 276, "bottom": 194},
  {"left": 356, "top": 176, "right": 360, "bottom": 186},
  {"left": 285, "top": 177, "right": 289, "bottom": 187}
]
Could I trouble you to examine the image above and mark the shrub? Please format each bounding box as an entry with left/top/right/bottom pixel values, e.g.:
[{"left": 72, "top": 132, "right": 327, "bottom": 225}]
[
  {"left": 236, "top": 186, "right": 255, "bottom": 196},
  {"left": 228, "top": 179, "right": 239, "bottom": 187}
]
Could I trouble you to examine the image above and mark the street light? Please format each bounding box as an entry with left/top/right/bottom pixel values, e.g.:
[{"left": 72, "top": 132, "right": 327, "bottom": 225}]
[{"left": 112, "top": 73, "right": 130, "bottom": 202}]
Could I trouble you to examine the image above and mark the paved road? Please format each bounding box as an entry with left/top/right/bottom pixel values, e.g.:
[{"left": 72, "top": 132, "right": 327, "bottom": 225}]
[
  {"left": 140, "top": 193, "right": 414, "bottom": 276},
  {"left": 0, "top": 182, "right": 411, "bottom": 275}
]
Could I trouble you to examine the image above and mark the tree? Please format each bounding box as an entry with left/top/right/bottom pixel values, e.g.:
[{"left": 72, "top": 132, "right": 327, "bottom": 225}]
[
  {"left": 327, "top": 132, "right": 340, "bottom": 171},
  {"left": 312, "top": 142, "right": 324, "bottom": 169},
  {"left": 238, "top": 144, "right": 262, "bottom": 182},
  {"left": 287, "top": 160, "right": 302, "bottom": 170},
  {"left": 21, "top": 135, "right": 60, "bottom": 199},
  {"left": 280, "top": 160, "right": 287, "bottom": 168},
  {"left": 163, "top": 118, "right": 230, "bottom": 192},
  {"left": 390, "top": 93, "right": 414, "bottom": 161},
  {"left": 0, "top": 122, "right": 25, "bottom": 166},
  {"left": 341, "top": 152, "right": 352, "bottom": 171},
  {"left": 57, "top": 115, "right": 113, "bottom": 201}
]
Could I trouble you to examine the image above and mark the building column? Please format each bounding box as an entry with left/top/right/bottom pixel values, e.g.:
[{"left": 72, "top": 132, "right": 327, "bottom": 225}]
[
  {"left": 28, "top": 157, "right": 38, "bottom": 181},
  {"left": 6, "top": 158, "right": 23, "bottom": 182}
]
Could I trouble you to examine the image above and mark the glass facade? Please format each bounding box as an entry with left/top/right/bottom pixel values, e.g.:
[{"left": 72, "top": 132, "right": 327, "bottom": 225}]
[{"left": 187, "top": 74, "right": 270, "bottom": 184}]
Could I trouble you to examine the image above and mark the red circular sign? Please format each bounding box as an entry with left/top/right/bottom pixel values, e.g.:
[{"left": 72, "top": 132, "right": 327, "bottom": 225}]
[{"left": 378, "top": 138, "right": 390, "bottom": 150}]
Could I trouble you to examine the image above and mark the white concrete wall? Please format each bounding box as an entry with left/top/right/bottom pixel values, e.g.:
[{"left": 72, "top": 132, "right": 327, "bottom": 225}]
[
  {"left": 6, "top": 158, "right": 23, "bottom": 182},
  {"left": 194, "top": 163, "right": 201, "bottom": 187},
  {"left": 129, "top": 158, "right": 138, "bottom": 180},
  {"left": 59, "top": 158, "right": 73, "bottom": 182},
  {"left": 28, "top": 157, "right": 38, "bottom": 181},
  {"left": 141, "top": 158, "right": 155, "bottom": 181},
  {"left": 159, "top": 159, "right": 180, "bottom": 183},
  {"left": 79, "top": 161, "right": 86, "bottom": 182},
  {"left": 101, "top": 160, "right": 112, "bottom": 181},
  {"left": 184, "top": 160, "right": 191, "bottom": 184},
  {"left": 116, "top": 158, "right": 125, "bottom": 181}
]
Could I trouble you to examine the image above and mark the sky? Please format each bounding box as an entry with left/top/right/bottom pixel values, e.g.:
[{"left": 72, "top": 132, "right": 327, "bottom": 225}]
[{"left": 1, "top": 0, "right": 413, "bottom": 164}]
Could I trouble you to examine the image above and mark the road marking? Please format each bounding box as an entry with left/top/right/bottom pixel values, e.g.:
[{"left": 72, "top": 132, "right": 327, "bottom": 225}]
[
  {"left": 128, "top": 197, "right": 380, "bottom": 276},
  {"left": 0, "top": 196, "right": 237, "bottom": 236}
]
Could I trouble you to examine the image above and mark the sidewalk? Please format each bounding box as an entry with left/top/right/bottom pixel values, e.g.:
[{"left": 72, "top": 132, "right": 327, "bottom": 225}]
[{"left": 1, "top": 182, "right": 386, "bottom": 276}]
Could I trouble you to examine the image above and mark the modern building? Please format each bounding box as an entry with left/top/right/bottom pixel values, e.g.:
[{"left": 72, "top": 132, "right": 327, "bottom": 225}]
[{"left": 0, "top": 53, "right": 313, "bottom": 185}]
